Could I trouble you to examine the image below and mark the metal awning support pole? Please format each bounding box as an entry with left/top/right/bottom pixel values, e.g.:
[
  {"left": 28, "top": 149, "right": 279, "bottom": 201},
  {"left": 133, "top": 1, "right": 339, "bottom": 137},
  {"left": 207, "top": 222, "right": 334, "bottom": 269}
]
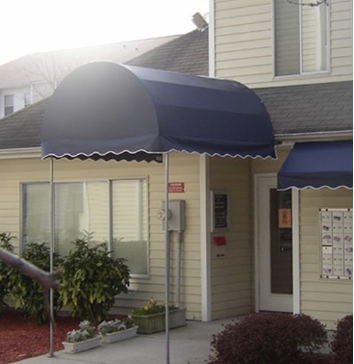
[
  {"left": 49, "top": 157, "right": 55, "bottom": 357},
  {"left": 164, "top": 153, "right": 170, "bottom": 364}
]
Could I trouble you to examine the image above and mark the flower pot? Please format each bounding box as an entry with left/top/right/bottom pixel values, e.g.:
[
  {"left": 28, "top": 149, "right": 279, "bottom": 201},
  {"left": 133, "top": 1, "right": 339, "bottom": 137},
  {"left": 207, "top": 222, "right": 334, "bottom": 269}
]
[
  {"left": 62, "top": 335, "right": 101, "bottom": 353},
  {"left": 100, "top": 326, "right": 138, "bottom": 344},
  {"left": 132, "top": 308, "right": 186, "bottom": 334}
]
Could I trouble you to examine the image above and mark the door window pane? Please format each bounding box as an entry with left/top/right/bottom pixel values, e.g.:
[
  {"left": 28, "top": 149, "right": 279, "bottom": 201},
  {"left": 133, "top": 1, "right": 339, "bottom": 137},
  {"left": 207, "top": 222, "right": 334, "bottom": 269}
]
[{"left": 270, "top": 189, "right": 293, "bottom": 295}]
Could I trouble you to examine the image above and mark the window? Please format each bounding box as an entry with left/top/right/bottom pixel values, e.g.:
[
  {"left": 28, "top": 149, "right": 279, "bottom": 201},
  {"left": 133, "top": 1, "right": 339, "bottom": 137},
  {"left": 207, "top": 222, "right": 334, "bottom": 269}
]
[
  {"left": 274, "top": 0, "right": 329, "bottom": 76},
  {"left": 24, "top": 92, "right": 31, "bottom": 107},
  {"left": 22, "top": 179, "right": 148, "bottom": 275},
  {"left": 4, "top": 95, "right": 14, "bottom": 116},
  {"left": 111, "top": 180, "right": 148, "bottom": 275}
]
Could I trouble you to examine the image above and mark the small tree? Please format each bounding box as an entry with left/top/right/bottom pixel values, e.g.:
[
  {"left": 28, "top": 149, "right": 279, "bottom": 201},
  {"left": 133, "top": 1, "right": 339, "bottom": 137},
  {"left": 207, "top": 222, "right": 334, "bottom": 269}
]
[
  {"left": 60, "top": 237, "right": 130, "bottom": 326},
  {"left": 0, "top": 233, "right": 15, "bottom": 313},
  {"left": 8, "top": 243, "right": 63, "bottom": 324}
]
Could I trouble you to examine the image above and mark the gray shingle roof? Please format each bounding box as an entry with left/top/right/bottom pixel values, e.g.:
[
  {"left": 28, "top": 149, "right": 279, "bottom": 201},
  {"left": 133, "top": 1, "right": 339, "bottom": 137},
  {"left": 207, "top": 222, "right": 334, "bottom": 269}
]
[
  {"left": 0, "top": 98, "right": 47, "bottom": 149},
  {"left": 254, "top": 82, "right": 353, "bottom": 134},
  {"left": 1, "top": 81, "right": 351, "bottom": 150},
  {"left": 128, "top": 29, "right": 208, "bottom": 76}
]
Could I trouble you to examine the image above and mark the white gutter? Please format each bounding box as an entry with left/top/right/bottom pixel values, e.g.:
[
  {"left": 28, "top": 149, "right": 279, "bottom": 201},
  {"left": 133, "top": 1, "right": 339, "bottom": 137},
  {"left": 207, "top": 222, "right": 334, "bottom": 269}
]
[
  {"left": 0, "top": 147, "right": 41, "bottom": 159},
  {"left": 275, "top": 130, "right": 353, "bottom": 145}
]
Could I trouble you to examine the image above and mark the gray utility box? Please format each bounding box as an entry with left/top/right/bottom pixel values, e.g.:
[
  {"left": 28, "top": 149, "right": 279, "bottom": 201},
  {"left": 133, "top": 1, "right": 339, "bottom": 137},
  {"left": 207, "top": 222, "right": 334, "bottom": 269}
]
[{"left": 161, "top": 200, "right": 186, "bottom": 231}]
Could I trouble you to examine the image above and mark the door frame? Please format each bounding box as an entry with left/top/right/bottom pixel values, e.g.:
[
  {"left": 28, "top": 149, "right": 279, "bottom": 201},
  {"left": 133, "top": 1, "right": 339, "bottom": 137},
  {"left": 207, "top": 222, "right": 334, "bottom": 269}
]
[{"left": 254, "top": 173, "right": 300, "bottom": 313}]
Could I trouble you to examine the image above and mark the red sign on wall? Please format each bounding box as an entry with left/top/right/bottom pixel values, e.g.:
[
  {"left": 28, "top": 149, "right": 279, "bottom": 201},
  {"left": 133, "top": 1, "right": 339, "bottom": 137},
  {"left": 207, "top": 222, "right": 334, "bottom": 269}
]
[{"left": 168, "top": 182, "right": 185, "bottom": 193}]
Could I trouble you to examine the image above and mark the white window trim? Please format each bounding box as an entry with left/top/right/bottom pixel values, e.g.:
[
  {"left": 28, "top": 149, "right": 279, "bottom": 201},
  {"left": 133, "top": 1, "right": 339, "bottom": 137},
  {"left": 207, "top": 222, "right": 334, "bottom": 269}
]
[{"left": 272, "top": 0, "right": 331, "bottom": 79}]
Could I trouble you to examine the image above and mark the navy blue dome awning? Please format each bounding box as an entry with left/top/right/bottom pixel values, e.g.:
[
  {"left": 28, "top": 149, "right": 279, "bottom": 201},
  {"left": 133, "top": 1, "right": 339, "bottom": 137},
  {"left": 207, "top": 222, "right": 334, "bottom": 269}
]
[
  {"left": 278, "top": 141, "right": 353, "bottom": 190},
  {"left": 41, "top": 62, "right": 276, "bottom": 161}
]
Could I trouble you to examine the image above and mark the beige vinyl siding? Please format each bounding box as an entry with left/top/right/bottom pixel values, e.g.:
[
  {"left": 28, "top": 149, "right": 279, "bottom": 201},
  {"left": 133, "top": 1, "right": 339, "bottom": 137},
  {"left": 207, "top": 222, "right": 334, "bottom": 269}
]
[
  {"left": 214, "top": 0, "right": 353, "bottom": 88},
  {"left": 215, "top": 0, "right": 272, "bottom": 85},
  {"left": 251, "top": 146, "right": 290, "bottom": 174},
  {"left": 300, "top": 188, "right": 353, "bottom": 329},
  {"left": 0, "top": 152, "right": 202, "bottom": 320},
  {"left": 210, "top": 156, "right": 252, "bottom": 319}
]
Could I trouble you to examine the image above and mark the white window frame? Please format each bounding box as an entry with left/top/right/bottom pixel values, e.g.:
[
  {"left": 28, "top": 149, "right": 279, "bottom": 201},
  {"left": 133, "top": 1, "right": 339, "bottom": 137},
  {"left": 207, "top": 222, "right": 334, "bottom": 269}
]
[
  {"left": 272, "top": 0, "right": 331, "bottom": 78},
  {"left": 21, "top": 178, "right": 149, "bottom": 278}
]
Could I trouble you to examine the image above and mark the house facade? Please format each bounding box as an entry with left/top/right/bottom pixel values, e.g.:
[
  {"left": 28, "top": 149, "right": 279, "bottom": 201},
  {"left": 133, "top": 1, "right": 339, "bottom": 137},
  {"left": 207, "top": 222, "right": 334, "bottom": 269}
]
[
  {"left": 0, "top": 1, "right": 352, "bottom": 330},
  {"left": 208, "top": 0, "right": 352, "bottom": 328}
]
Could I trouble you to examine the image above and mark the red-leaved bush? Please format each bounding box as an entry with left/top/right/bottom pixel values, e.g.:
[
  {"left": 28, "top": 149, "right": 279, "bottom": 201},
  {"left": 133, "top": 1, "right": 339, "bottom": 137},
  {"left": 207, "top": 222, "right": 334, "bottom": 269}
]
[
  {"left": 210, "top": 313, "right": 328, "bottom": 364},
  {"left": 331, "top": 314, "right": 353, "bottom": 364}
]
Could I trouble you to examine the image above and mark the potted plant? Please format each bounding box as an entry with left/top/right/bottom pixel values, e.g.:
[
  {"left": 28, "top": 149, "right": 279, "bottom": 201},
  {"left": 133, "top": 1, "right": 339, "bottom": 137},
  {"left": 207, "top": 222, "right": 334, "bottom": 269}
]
[
  {"left": 98, "top": 316, "right": 138, "bottom": 344},
  {"left": 62, "top": 320, "right": 101, "bottom": 353},
  {"left": 131, "top": 298, "right": 186, "bottom": 334}
]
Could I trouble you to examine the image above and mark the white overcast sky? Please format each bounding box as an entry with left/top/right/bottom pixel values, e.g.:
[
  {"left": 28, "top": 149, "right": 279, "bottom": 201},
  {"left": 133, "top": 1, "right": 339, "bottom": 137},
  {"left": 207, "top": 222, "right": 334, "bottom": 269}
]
[{"left": 0, "top": 0, "right": 209, "bottom": 66}]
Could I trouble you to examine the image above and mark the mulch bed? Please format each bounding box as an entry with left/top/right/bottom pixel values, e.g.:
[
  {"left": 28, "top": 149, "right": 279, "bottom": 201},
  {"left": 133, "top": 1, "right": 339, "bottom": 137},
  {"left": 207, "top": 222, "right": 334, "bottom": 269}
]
[
  {"left": 0, "top": 308, "right": 80, "bottom": 364},
  {"left": 208, "top": 354, "right": 337, "bottom": 364}
]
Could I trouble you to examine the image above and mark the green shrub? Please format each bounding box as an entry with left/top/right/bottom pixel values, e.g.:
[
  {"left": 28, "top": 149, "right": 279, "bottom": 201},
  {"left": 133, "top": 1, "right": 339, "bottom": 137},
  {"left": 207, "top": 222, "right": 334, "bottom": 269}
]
[
  {"left": 8, "top": 242, "right": 63, "bottom": 324},
  {"left": 211, "top": 313, "right": 327, "bottom": 364},
  {"left": 331, "top": 315, "right": 353, "bottom": 364},
  {"left": 0, "top": 233, "right": 15, "bottom": 313},
  {"left": 59, "top": 237, "right": 130, "bottom": 325}
]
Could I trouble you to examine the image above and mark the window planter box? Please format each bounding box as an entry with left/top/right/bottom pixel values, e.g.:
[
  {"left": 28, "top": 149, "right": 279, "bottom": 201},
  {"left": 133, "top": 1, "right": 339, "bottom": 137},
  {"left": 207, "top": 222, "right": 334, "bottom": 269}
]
[
  {"left": 62, "top": 335, "right": 101, "bottom": 353},
  {"left": 132, "top": 308, "right": 186, "bottom": 334},
  {"left": 100, "top": 326, "right": 138, "bottom": 344}
]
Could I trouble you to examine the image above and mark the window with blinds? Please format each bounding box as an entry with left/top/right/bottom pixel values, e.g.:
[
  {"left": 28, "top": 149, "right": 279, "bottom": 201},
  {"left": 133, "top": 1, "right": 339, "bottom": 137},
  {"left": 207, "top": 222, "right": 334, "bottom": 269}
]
[
  {"left": 274, "top": 0, "right": 329, "bottom": 76},
  {"left": 22, "top": 179, "right": 148, "bottom": 275}
]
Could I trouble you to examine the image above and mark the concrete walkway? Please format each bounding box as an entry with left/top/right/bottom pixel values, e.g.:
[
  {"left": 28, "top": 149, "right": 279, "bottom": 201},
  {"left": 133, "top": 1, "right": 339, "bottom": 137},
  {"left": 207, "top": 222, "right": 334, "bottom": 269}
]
[{"left": 14, "top": 318, "right": 236, "bottom": 364}]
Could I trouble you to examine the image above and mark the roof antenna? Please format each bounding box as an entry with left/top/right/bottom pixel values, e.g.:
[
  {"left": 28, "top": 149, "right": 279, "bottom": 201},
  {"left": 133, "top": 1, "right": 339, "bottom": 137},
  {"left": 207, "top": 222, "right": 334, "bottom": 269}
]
[{"left": 192, "top": 12, "right": 208, "bottom": 31}]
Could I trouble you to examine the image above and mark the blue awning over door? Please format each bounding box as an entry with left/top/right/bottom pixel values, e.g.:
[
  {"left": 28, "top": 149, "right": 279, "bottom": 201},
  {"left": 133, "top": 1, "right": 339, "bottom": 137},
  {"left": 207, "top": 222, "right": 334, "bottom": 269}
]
[
  {"left": 278, "top": 141, "right": 353, "bottom": 190},
  {"left": 41, "top": 62, "right": 276, "bottom": 161}
]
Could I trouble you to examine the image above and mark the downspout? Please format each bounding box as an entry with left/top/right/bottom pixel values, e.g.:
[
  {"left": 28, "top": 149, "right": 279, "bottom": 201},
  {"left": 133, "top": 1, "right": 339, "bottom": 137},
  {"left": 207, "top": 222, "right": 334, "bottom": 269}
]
[{"left": 175, "top": 231, "right": 183, "bottom": 308}]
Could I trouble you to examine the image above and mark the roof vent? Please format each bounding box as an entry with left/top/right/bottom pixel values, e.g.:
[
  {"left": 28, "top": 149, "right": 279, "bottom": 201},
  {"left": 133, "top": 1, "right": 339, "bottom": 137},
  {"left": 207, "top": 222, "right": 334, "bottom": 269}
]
[{"left": 192, "top": 12, "right": 208, "bottom": 31}]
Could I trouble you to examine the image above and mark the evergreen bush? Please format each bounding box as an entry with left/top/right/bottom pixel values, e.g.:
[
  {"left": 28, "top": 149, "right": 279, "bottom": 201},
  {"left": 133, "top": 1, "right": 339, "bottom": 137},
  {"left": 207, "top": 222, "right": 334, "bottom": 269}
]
[
  {"left": 0, "top": 233, "right": 15, "bottom": 313},
  {"left": 211, "top": 312, "right": 327, "bottom": 364},
  {"left": 59, "top": 237, "right": 130, "bottom": 325},
  {"left": 331, "top": 314, "right": 353, "bottom": 364},
  {"left": 8, "top": 242, "right": 63, "bottom": 323}
]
